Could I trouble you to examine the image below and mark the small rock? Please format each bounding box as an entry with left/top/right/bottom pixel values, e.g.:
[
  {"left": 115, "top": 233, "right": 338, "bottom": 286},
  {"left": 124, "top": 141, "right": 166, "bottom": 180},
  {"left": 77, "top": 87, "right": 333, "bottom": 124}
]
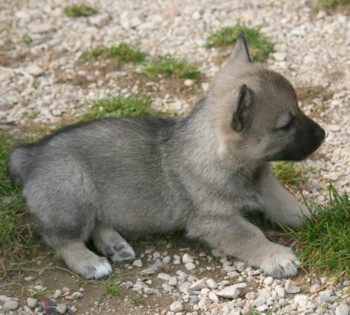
[
  {"left": 256, "top": 304, "right": 269, "bottom": 312},
  {"left": 184, "top": 79, "right": 195, "bottom": 87},
  {"left": 52, "top": 289, "right": 62, "bottom": 299},
  {"left": 168, "top": 276, "right": 177, "bottom": 286},
  {"left": 71, "top": 291, "right": 83, "bottom": 300},
  {"left": 255, "top": 294, "right": 267, "bottom": 307},
  {"left": 132, "top": 259, "right": 143, "bottom": 268},
  {"left": 273, "top": 52, "right": 287, "bottom": 61},
  {"left": 275, "top": 285, "right": 285, "bottom": 298},
  {"left": 189, "top": 278, "right": 207, "bottom": 291},
  {"left": 26, "top": 64, "right": 44, "bottom": 77},
  {"left": 158, "top": 273, "right": 171, "bottom": 281},
  {"left": 169, "top": 301, "right": 183, "bottom": 312},
  {"left": 206, "top": 278, "right": 218, "bottom": 289},
  {"left": 211, "top": 248, "right": 224, "bottom": 257},
  {"left": 24, "top": 276, "right": 35, "bottom": 282},
  {"left": 318, "top": 290, "right": 337, "bottom": 304},
  {"left": 285, "top": 280, "right": 301, "bottom": 294},
  {"left": 27, "top": 297, "right": 38, "bottom": 308},
  {"left": 216, "top": 283, "right": 247, "bottom": 299},
  {"left": 88, "top": 14, "right": 110, "bottom": 27},
  {"left": 3, "top": 300, "right": 19, "bottom": 311},
  {"left": 295, "top": 294, "right": 309, "bottom": 308},
  {"left": 163, "top": 256, "right": 171, "bottom": 264},
  {"left": 245, "top": 291, "right": 256, "bottom": 300},
  {"left": 264, "top": 276, "right": 274, "bottom": 286},
  {"left": 182, "top": 253, "right": 194, "bottom": 264},
  {"left": 29, "top": 22, "right": 54, "bottom": 33},
  {"left": 336, "top": 304, "right": 349, "bottom": 315},
  {"left": 208, "top": 291, "right": 219, "bottom": 303},
  {"left": 198, "top": 297, "right": 212, "bottom": 310},
  {"left": 236, "top": 261, "right": 247, "bottom": 272},
  {"left": 227, "top": 271, "right": 240, "bottom": 279},
  {"left": 56, "top": 303, "right": 67, "bottom": 314},
  {"left": 309, "top": 284, "right": 320, "bottom": 293},
  {"left": 185, "top": 262, "right": 196, "bottom": 270},
  {"left": 143, "top": 287, "right": 156, "bottom": 295}
]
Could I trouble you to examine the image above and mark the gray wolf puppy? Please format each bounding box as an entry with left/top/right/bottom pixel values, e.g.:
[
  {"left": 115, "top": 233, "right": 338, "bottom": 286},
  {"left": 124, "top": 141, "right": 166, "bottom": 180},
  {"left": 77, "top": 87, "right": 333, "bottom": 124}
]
[{"left": 9, "top": 33, "right": 325, "bottom": 279}]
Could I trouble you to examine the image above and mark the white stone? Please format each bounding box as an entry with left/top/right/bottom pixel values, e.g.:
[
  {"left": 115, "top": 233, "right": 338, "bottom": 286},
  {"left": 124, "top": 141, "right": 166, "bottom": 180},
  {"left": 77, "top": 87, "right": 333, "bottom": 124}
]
[
  {"left": 132, "top": 259, "right": 142, "bottom": 267},
  {"left": 208, "top": 291, "right": 219, "bottom": 303},
  {"left": 182, "top": 253, "right": 194, "bottom": 264},
  {"left": 336, "top": 304, "right": 349, "bottom": 315},
  {"left": 158, "top": 273, "right": 171, "bottom": 281},
  {"left": 52, "top": 289, "right": 62, "bottom": 299},
  {"left": 198, "top": 297, "right": 212, "bottom": 310},
  {"left": 168, "top": 276, "right": 177, "bottom": 286},
  {"left": 309, "top": 284, "right": 320, "bottom": 293},
  {"left": 263, "top": 276, "right": 274, "bottom": 286},
  {"left": 256, "top": 304, "right": 269, "bottom": 312},
  {"left": 245, "top": 291, "right": 256, "bottom": 300},
  {"left": 29, "top": 22, "right": 54, "bottom": 33},
  {"left": 184, "top": 79, "right": 195, "bottom": 87},
  {"left": 236, "top": 261, "right": 247, "bottom": 272},
  {"left": 56, "top": 303, "right": 67, "bottom": 314},
  {"left": 27, "top": 297, "right": 38, "bottom": 308},
  {"left": 26, "top": 65, "right": 44, "bottom": 77},
  {"left": 285, "top": 280, "right": 301, "bottom": 294},
  {"left": 185, "top": 262, "right": 196, "bottom": 270},
  {"left": 169, "top": 301, "right": 183, "bottom": 312},
  {"left": 163, "top": 256, "right": 171, "bottom": 264},
  {"left": 189, "top": 278, "right": 207, "bottom": 291},
  {"left": 295, "top": 294, "right": 309, "bottom": 308},
  {"left": 275, "top": 285, "right": 285, "bottom": 298},
  {"left": 318, "top": 290, "right": 337, "bottom": 304},
  {"left": 3, "top": 300, "right": 19, "bottom": 311},
  {"left": 206, "top": 278, "right": 218, "bottom": 289},
  {"left": 216, "top": 283, "right": 247, "bottom": 299}
]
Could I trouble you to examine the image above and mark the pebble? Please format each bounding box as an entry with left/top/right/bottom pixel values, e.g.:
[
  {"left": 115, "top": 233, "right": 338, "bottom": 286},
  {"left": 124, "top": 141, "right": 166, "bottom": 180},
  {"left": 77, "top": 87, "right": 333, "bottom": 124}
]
[
  {"left": 25, "top": 65, "right": 44, "bottom": 77},
  {"left": 189, "top": 278, "right": 207, "bottom": 291},
  {"left": 182, "top": 253, "right": 194, "bottom": 264},
  {"left": 56, "top": 303, "right": 67, "bottom": 314},
  {"left": 27, "top": 297, "right": 38, "bottom": 308},
  {"left": 206, "top": 278, "right": 218, "bottom": 289},
  {"left": 263, "top": 276, "right": 274, "bottom": 286},
  {"left": 169, "top": 301, "right": 183, "bottom": 312},
  {"left": 335, "top": 304, "right": 349, "bottom": 315},
  {"left": 198, "top": 297, "right": 212, "bottom": 310},
  {"left": 133, "top": 259, "right": 143, "bottom": 267},
  {"left": 216, "top": 283, "right": 247, "bottom": 299},
  {"left": 3, "top": 300, "right": 19, "bottom": 311},
  {"left": 285, "top": 280, "right": 301, "bottom": 294},
  {"left": 185, "top": 262, "right": 196, "bottom": 270}
]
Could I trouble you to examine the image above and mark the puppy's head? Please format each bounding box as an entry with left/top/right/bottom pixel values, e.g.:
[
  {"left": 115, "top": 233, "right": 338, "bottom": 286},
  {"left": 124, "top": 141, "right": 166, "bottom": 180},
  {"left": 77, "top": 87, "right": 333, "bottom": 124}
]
[{"left": 206, "top": 33, "right": 325, "bottom": 163}]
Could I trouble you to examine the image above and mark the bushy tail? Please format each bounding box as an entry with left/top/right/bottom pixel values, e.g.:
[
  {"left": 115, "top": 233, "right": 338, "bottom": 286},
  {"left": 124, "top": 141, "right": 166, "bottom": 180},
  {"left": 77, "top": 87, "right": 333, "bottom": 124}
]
[{"left": 8, "top": 145, "right": 33, "bottom": 186}]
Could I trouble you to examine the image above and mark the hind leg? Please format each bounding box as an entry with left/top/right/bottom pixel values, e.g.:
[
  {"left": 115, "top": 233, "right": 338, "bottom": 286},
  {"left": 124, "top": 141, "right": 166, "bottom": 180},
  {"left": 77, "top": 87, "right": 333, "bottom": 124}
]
[
  {"left": 55, "top": 240, "right": 112, "bottom": 279},
  {"left": 91, "top": 222, "right": 135, "bottom": 263}
]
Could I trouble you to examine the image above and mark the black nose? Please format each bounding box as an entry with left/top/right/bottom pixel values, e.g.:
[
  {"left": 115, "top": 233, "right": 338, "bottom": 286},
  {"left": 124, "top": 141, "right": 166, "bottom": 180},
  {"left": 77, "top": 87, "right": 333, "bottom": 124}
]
[{"left": 315, "top": 126, "right": 326, "bottom": 142}]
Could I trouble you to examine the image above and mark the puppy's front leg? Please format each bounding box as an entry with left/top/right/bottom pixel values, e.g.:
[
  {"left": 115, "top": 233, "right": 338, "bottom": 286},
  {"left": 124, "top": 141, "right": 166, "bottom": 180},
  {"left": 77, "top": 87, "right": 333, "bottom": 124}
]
[
  {"left": 260, "top": 170, "right": 309, "bottom": 228},
  {"left": 188, "top": 212, "right": 299, "bottom": 278}
]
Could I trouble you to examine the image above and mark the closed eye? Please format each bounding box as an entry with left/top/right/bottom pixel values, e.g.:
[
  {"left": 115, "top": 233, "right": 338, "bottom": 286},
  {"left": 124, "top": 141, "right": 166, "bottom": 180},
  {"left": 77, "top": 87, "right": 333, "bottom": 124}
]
[{"left": 274, "top": 112, "right": 295, "bottom": 130}]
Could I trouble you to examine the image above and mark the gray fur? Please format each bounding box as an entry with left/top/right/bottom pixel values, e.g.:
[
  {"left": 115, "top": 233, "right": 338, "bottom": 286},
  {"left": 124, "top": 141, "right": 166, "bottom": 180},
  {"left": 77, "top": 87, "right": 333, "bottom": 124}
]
[{"left": 8, "top": 34, "right": 325, "bottom": 279}]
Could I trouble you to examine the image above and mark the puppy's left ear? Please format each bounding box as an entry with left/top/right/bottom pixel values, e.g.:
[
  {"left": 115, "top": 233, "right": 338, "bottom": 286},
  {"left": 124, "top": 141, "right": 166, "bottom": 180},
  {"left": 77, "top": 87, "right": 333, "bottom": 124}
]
[
  {"left": 232, "top": 84, "right": 252, "bottom": 132},
  {"left": 228, "top": 32, "right": 252, "bottom": 64}
]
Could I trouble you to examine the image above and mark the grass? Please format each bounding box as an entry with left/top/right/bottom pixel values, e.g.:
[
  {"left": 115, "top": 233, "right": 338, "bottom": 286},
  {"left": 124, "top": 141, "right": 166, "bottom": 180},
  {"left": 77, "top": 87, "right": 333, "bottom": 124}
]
[
  {"left": 102, "top": 274, "right": 125, "bottom": 297},
  {"left": 287, "top": 185, "right": 350, "bottom": 279},
  {"left": 0, "top": 133, "right": 34, "bottom": 259},
  {"left": 63, "top": 4, "right": 98, "bottom": 17},
  {"left": 273, "top": 161, "right": 306, "bottom": 186},
  {"left": 79, "top": 43, "right": 147, "bottom": 64},
  {"left": 316, "top": 0, "right": 350, "bottom": 9},
  {"left": 205, "top": 23, "right": 274, "bottom": 62},
  {"left": 139, "top": 55, "right": 202, "bottom": 81},
  {"left": 81, "top": 94, "right": 171, "bottom": 121},
  {"left": 130, "top": 294, "right": 143, "bottom": 306}
]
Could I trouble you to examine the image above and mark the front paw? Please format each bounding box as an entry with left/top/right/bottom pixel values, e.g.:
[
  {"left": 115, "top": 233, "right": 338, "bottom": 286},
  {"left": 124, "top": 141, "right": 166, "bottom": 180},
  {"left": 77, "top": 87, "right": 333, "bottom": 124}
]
[{"left": 255, "top": 244, "right": 300, "bottom": 278}]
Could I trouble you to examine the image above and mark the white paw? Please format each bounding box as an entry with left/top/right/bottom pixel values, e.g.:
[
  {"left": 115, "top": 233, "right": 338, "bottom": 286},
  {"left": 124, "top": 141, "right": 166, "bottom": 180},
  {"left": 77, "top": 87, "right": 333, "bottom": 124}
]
[
  {"left": 111, "top": 242, "right": 136, "bottom": 263},
  {"left": 83, "top": 258, "right": 112, "bottom": 280},
  {"left": 258, "top": 244, "right": 300, "bottom": 278}
]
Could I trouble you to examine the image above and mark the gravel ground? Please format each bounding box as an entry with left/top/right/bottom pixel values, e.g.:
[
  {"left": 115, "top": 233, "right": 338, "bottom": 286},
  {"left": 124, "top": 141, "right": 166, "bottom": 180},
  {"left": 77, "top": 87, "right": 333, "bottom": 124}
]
[{"left": 0, "top": 0, "right": 350, "bottom": 314}]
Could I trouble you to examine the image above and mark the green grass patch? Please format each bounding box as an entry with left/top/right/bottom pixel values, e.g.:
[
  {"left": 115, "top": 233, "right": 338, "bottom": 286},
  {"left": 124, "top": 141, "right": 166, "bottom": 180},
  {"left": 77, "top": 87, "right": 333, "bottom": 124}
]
[
  {"left": 205, "top": 24, "right": 274, "bottom": 62},
  {"left": 287, "top": 185, "right": 350, "bottom": 279},
  {"left": 316, "top": 0, "right": 350, "bottom": 9},
  {"left": 139, "top": 55, "right": 201, "bottom": 81},
  {"left": 79, "top": 43, "right": 147, "bottom": 64},
  {"left": 0, "top": 133, "right": 33, "bottom": 259},
  {"left": 81, "top": 94, "right": 172, "bottom": 121},
  {"left": 273, "top": 161, "right": 306, "bottom": 187},
  {"left": 63, "top": 4, "right": 98, "bottom": 17},
  {"left": 130, "top": 294, "right": 143, "bottom": 306},
  {"left": 102, "top": 274, "right": 125, "bottom": 297}
]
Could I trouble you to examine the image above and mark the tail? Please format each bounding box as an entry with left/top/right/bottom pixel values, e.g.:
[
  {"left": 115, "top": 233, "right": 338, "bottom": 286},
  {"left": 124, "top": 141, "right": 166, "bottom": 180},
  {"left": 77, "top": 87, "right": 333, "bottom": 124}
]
[{"left": 8, "top": 145, "right": 33, "bottom": 186}]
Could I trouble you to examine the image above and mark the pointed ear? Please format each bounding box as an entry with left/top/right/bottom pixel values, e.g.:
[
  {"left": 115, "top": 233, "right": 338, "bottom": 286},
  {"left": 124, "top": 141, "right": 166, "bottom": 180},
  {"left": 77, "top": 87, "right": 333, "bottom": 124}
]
[
  {"left": 229, "top": 32, "right": 252, "bottom": 63},
  {"left": 231, "top": 84, "right": 251, "bottom": 132}
]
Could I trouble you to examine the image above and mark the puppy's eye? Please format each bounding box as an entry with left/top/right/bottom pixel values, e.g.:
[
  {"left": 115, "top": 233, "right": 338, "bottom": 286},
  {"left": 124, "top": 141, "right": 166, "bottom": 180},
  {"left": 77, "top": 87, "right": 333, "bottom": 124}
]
[{"left": 275, "top": 112, "right": 294, "bottom": 130}]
